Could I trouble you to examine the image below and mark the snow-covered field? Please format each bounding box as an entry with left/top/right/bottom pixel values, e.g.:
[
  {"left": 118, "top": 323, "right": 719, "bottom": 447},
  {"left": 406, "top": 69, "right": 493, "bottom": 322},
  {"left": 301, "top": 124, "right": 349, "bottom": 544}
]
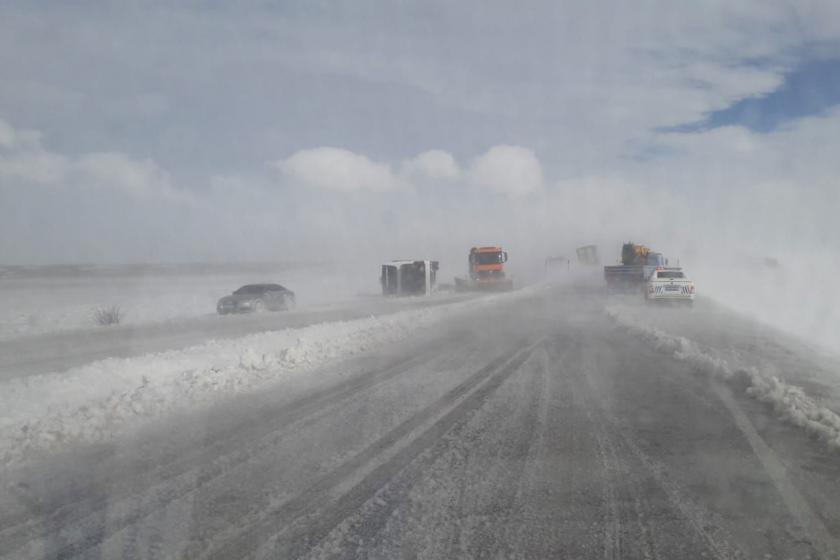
[
  {"left": 0, "top": 263, "right": 374, "bottom": 341},
  {"left": 689, "top": 250, "right": 840, "bottom": 355},
  {"left": 0, "top": 286, "right": 539, "bottom": 470}
]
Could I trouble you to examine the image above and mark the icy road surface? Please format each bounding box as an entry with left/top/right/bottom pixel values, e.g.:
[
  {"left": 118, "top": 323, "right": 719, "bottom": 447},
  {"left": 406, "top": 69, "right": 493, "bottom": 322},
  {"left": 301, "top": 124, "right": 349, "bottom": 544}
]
[{"left": 3, "top": 285, "right": 840, "bottom": 559}]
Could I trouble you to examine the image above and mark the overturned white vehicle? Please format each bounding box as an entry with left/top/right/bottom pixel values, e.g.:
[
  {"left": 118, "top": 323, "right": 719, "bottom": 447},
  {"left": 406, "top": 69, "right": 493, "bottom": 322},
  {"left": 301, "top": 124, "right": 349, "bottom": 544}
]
[
  {"left": 645, "top": 268, "right": 695, "bottom": 305},
  {"left": 381, "top": 260, "right": 439, "bottom": 297}
]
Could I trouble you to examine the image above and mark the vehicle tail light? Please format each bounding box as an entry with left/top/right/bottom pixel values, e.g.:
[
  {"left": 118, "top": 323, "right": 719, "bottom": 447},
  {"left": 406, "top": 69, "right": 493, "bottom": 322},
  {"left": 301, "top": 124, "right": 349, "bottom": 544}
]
[
  {"left": 689, "top": 284, "right": 695, "bottom": 294},
  {"left": 648, "top": 285, "right": 655, "bottom": 293}
]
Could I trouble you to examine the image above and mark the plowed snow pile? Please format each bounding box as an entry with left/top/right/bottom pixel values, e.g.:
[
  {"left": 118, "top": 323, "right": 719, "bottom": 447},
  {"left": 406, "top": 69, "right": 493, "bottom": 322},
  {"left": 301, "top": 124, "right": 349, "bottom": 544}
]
[
  {"left": 606, "top": 305, "right": 840, "bottom": 452},
  {"left": 0, "top": 288, "right": 539, "bottom": 469}
]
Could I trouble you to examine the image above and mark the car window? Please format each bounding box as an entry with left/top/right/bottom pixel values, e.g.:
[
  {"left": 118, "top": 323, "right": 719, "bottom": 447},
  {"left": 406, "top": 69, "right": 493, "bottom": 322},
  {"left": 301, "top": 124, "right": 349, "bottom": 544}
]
[{"left": 235, "top": 285, "right": 264, "bottom": 295}]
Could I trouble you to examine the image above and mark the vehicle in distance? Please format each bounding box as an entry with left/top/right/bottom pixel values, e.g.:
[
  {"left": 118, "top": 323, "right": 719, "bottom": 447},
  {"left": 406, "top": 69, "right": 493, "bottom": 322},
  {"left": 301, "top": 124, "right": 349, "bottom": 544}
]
[
  {"left": 604, "top": 242, "right": 668, "bottom": 290},
  {"left": 646, "top": 268, "right": 695, "bottom": 305},
  {"left": 381, "top": 260, "right": 439, "bottom": 296},
  {"left": 455, "top": 246, "right": 514, "bottom": 291},
  {"left": 576, "top": 244, "right": 600, "bottom": 265},
  {"left": 216, "top": 284, "right": 296, "bottom": 314}
]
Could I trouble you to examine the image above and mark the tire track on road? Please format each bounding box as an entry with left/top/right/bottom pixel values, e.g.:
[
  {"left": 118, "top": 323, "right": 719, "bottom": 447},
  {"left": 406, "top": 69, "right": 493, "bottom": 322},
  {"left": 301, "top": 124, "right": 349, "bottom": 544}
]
[
  {"left": 323, "top": 340, "right": 550, "bottom": 560},
  {"left": 0, "top": 340, "right": 464, "bottom": 560},
  {"left": 201, "top": 338, "right": 544, "bottom": 560},
  {"left": 500, "top": 342, "right": 554, "bottom": 559},
  {"left": 560, "top": 340, "right": 627, "bottom": 560},
  {"left": 500, "top": 332, "right": 609, "bottom": 559},
  {"left": 577, "top": 332, "right": 746, "bottom": 560}
]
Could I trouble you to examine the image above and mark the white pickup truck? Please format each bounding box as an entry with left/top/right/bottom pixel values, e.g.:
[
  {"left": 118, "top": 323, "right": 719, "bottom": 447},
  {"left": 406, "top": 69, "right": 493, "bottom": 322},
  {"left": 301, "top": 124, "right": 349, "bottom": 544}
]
[{"left": 646, "top": 268, "right": 695, "bottom": 305}]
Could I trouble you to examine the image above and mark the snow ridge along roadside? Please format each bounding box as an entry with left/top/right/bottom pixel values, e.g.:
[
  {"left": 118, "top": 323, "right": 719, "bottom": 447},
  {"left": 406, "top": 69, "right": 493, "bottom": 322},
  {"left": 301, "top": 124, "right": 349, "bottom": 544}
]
[
  {"left": 605, "top": 306, "right": 840, "bottom": 453},
  {"left": 0, "top": 288, "right": 540, "bottom": 471}
]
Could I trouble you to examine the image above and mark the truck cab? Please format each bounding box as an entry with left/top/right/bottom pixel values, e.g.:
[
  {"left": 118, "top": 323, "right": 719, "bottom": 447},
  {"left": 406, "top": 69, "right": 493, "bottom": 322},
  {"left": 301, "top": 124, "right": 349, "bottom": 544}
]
[
  {"left": 469, "top": 246, "right": 508, "bottom": 281},
  {"left": 455, "top": 246, "right": 514, "bottom": 291}
]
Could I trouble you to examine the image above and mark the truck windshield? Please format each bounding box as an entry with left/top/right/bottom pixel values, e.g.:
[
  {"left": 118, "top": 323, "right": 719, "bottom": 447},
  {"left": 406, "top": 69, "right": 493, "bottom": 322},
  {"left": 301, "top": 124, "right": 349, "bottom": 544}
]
[
  {"left": 476, "top": 253, "right": 503, "bottom": 265},
  {"left": 657, "top": 271, "right": 685, "bottom": 279}
]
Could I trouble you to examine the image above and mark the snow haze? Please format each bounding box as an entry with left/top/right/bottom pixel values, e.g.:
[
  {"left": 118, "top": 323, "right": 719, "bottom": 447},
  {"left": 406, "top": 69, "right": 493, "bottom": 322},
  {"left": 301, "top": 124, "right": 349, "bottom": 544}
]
[{"left": 1, "top": 1, "right": 839, "bottom": 350}]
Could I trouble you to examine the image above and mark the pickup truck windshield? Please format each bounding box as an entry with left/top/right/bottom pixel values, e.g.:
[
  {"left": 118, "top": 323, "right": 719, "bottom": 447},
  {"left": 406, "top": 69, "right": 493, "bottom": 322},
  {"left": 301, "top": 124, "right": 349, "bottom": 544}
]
[{"left": 657, "top": 271, "right": 685, "bottom": 279}]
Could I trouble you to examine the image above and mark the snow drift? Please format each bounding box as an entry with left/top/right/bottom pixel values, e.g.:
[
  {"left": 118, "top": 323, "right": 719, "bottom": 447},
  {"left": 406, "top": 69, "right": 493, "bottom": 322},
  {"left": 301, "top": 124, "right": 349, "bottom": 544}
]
[
  {"left": 605, "top": 306, "right": 840, "bottom": 452},
  {"left": 0, "top": 288, "right": 539, "bottom": 470}
]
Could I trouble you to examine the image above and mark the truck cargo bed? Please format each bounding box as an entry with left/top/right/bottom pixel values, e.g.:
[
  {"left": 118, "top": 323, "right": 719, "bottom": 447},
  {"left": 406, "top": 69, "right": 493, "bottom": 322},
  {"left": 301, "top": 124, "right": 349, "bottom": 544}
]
[{"left": 604, "top": 264, "right": 656, "bottom": 289}]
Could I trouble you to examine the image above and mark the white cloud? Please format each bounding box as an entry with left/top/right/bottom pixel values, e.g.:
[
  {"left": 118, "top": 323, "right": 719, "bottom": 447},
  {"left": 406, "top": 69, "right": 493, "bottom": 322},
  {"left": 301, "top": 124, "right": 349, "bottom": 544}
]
[
  {"left": 0, "top": 118, "right": 69, "bottom": 184},
  {"left": 274, "top": 147, "right": 408, "bottom": 192},
  {"left": 469, "top": 145, "right": 544, "bottom": 197},
  {"left": 402, "top": 150, "right": 460, "bottom": 181},
  {"left": 0, "top": 117, "right": 42, "bottom": 151},
  {"left": 0, "top": 117, "right": 189, "bottom": 202},
  {"left": 0, "top": 118, "right": 15, "bottom": 148},
  {"left": 74, "top": 152, "right": 186, "bottom": 201},
  {"left": 273, "top": 145, "right": 546, "bottom": 197},
  {"left": 680, "top": 62, "right": 784, "bottom": 103},
  {"left": 0, "top": 150, "right": 68, "bottom": 184}
]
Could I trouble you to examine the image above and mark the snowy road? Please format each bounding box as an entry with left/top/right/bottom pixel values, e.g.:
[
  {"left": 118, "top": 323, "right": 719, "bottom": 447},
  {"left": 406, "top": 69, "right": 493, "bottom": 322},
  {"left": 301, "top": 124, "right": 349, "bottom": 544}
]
[{"left": 2, "top": 285, "right": 840, "bottom": 559}]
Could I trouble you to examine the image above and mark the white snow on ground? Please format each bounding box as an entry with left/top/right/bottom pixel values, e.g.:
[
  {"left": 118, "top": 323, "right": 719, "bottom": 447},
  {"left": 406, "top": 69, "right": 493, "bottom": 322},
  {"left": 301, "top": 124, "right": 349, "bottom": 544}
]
[
  {"left": 690, "top": 250, "right": 840, "bottom": 356},
  {"left": 0, "top": 263, "right": 373, "bottom": 341},
  {"left": 0, "top": 287, "right": 539, "bottom": 470},
  {"left": 605, "top": 305, "right": 840, "bottom": 453}
]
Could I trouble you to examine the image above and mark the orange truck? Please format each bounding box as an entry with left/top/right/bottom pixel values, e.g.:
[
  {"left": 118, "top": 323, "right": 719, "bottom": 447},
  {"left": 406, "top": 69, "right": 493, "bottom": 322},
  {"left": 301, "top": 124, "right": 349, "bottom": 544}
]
[{"left": 455, "top": 246, "right": 514, "bottom": 291}]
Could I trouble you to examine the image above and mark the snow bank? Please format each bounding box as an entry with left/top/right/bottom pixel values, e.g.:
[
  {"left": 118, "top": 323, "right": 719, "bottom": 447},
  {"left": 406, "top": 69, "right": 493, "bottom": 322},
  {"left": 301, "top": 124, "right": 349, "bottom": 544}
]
[
  {"left": 605, "top": 306, "right": 840, "bottom": 452},
  {"left": 0, "top": 311, "right": 427, "bottom": 468},
  {"left": 0, "top": 287, "right": 539, "bottom": 469}
]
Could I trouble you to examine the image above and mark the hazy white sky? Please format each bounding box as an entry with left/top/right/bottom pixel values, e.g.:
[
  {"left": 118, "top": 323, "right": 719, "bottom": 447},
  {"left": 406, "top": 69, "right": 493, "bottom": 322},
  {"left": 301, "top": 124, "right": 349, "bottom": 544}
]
[{"left": 1, "top": 0, "right": 840, "bottom": 268}]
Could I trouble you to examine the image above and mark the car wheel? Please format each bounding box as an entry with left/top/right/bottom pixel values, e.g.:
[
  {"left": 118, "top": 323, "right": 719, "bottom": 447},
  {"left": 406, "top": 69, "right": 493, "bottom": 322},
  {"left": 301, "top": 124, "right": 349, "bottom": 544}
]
[{"left": 253, "top": 299, "right": 267, "bottom": 313}]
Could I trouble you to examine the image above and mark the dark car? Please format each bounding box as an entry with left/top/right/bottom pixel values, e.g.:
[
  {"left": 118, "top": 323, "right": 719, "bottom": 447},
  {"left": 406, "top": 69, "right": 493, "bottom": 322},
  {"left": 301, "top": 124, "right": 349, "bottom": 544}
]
[{"left": 216, "top": 284, "right": 296, "bottom": 314}]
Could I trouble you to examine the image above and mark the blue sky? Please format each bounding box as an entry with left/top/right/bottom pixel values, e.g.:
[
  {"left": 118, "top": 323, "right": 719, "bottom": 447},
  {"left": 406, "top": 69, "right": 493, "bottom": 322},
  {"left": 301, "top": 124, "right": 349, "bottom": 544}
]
[{"left": 675, "top": 57, "right": 840, "bottom": 133}]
